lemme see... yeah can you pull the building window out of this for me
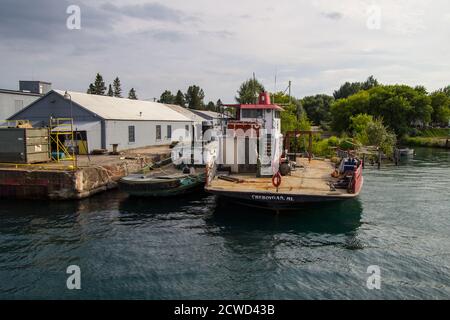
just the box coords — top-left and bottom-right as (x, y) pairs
(167, 125), (172, 140)
(242, 109), (263, 118)
(128, 126), (135, 143)
(185, 125), (190, 138)
(156, 125), (161, 140)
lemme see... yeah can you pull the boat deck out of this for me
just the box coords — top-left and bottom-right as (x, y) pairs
(207, 158), (355, 198)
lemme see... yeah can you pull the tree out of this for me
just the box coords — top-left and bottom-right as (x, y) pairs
(350, 114), (374, 145)
(333, 76), (379, 100)
(185, 85), (205, 110)
(107, 84), (114, 97)
(113, 77), (122, 98)
(174, 90), (186, 107)
(216, 99), (223, 112)
(89, 73), (106, 95)
(159, 90), (175, 104)
(206, 101), (216, 111)
(301, 94), (334, 126)
(236, 79), (265, 104)
(333, 82), (362, 100)
(87, 83), (95, 94)
(430, 91), (450, 126)
(128, 88), (137, 100)
(272, 92), (311, 133)
(330, 84), (433, 136)
(365, 119), (397, 156)
(442, 85), (450, 97)
(361, 76), (379, 90)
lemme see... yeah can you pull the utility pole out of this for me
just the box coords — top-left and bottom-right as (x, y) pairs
(288, 81), (292, 104)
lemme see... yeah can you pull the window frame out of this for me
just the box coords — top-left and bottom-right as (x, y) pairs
(156, 125), (162, 141)
(128, 125), (136, 143)
(167, 125), (172, 140)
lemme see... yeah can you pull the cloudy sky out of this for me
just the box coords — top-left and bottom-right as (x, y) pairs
(0, 0), (449, 102)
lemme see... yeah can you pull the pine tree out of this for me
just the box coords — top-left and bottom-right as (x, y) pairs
(107, 84), (114, 97)
(206, 101), (216, 111)
(236, 79), (265, 104)
(216, 99), (223, 112)
(185, 85), (205, 110)
(93, 73), (106, 95)
(128, 88), (138, 100)
(113, 77), (122, 98)
(159, 90), (175, 104)
(174, 90), (186, 107)
(87, 83), (95, 94)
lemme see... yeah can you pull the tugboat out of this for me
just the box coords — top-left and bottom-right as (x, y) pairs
(205, 92), (364, 210)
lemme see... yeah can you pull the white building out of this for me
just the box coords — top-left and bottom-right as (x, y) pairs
(0, 81), (51, 120)
(9, 90), (194, 153)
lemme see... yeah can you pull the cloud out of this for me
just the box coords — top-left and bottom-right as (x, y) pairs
(100, 2), (194, 23)
(0, 0), (449, 103)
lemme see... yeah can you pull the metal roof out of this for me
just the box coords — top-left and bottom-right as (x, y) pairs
(190, 110), (226, 120)
(54, 90), (192, 122)
(0, 88), (42, 97)
(225, 104), (284, 111)
(164, 104), (206, 122)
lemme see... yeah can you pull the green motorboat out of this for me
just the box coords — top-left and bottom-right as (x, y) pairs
(119, 168), (206, 197)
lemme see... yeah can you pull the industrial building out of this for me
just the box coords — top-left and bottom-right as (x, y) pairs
(0, 81), (51, 120)
(8, 90), (195, 153)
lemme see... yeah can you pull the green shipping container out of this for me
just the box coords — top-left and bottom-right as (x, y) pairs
(0, 128), (51, 164)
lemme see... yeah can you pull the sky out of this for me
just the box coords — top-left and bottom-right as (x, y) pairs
(0, 0), (449, 102)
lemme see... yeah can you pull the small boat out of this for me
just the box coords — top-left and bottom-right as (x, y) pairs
(119, 166), (205, 197)
(398, 148), (414, 157)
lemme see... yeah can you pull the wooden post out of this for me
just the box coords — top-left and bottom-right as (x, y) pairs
(308, 132), (313, 163)
(378, 150), (382, 170)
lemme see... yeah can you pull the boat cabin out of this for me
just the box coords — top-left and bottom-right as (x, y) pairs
(219, 92), (284, 177)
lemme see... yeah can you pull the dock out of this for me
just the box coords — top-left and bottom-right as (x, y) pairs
(0, 146), (171, 200)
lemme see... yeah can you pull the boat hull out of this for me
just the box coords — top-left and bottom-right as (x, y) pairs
(119, 173), (205, 198)
(206, 177), (364, 211)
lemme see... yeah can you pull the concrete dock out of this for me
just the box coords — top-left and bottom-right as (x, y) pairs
(0, 146), (171, 200)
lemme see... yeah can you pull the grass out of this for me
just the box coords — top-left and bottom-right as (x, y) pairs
(403, 136), (449, 148)
(416, 128), (450, 138)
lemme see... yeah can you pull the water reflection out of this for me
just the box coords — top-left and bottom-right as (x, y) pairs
(207, 198), (363, 235)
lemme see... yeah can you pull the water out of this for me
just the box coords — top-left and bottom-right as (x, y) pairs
(1, 148), (449, 300)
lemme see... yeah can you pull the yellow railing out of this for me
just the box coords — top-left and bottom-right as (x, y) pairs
(49, 117), (77, 169)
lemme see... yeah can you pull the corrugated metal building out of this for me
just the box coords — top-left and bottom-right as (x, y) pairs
(8, 90), (194, 153)
(0, 81), (51, 120)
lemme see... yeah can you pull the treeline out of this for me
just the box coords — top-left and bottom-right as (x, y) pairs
(282, 76), (449, 138)
(87, 73), (138, 100)
(157, 86), (222, 112)
(238, 76), (449, 155)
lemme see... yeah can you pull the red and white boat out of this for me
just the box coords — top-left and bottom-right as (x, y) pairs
(205, 92), (364, 211)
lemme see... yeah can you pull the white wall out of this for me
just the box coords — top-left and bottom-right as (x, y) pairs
(85, 122), (102, 152)
(105, 120), (193, 151)
(0, 92), (40, 120)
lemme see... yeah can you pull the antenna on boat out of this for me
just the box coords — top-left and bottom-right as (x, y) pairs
(253, 72), (257, 104)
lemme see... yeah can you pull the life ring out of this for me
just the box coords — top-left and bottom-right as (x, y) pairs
(272, 172), (282, 188)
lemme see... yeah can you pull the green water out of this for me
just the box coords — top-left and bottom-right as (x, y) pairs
(0, 148), (449, 299)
